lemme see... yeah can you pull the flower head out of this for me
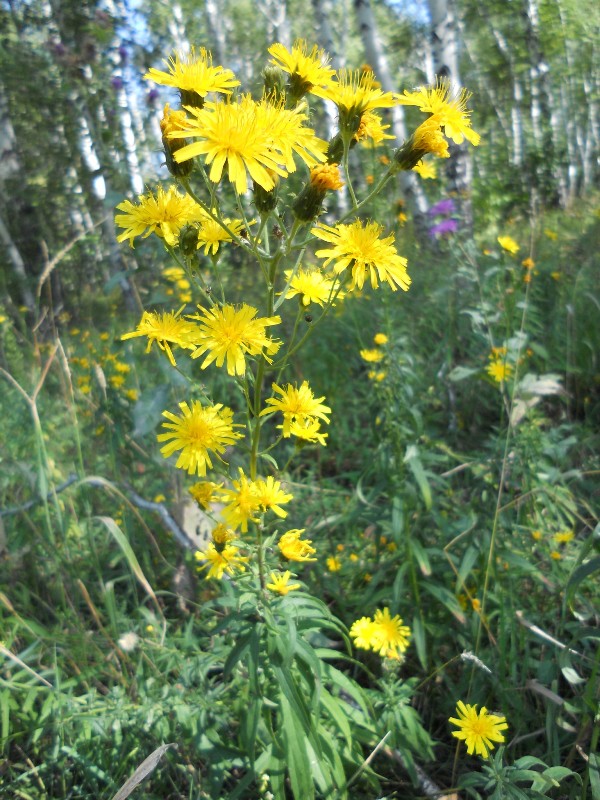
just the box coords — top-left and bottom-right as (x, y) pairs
(189, 480), (223, 509)
(170, 95), (326, 194)
(121, 309), (199, 366)
(360, 348), (384, 363)
(252, 476), (293, 518)
(350, 607), (411, 660)
(309, 163), (344, 191)
(196, 210), (247, 255)
(413, 159), (437, 179)
(371, 608), (411, 659)
(219, 468), (261, 533)
(498, 235), (520, 254)
(145, 48), (239, 105)
(195, 542), (248, 579)
(278, 529), (317, 562)
(268, 40), (335, 95)
(349, 616), (379, 650)
(373, 333), (388, 345)
(189, 304), (281, 376)
(115, 186), (202, 247)
(398, 78), (480, 146)
(266, 570), (301, 595)
(487, 360), (513, 383)
(157, 400), (243, 476)
(280, 267), (340, 307)
(326, 555), (342, 572)
(355, 110), (395, 146)
(284, 417), (328, 446)
(449, 701), (508, 758)
(260, 381), (331, 437)
(312, 219), (411, 292)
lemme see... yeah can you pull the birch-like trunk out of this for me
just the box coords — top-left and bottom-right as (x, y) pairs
(352, 0), (429, 221)
(427, 0), (473, 231)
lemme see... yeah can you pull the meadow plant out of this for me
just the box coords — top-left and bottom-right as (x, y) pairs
(113, 41), (482, 797)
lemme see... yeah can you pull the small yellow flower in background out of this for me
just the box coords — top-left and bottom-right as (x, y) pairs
(312, 219), (411, 292)
(268, 40), (335, 94)
(360, 348), (384, 363)
(115, 185), (202, 247)
(99, 332), (110, 341)
(522, 257), (535, 270)
(195, 543), (248, 579)
(531, 529), (543, 541)
(278, 529), (317, 562)
(121, 309), (198, 366)
(487, 360), (513, 383)
(153, 494), (166, 503)
(497, 235), (520, 254)
(365, 174), (375, 185)
(368, 370), (386, 382)
(196, 210), (248, 255)
(397, 78), (480, 146)
(374, 333), (388, 345)
(146, 624), (155, 633)
(281, 266), (340, 308)
(350, 607), (411, 660)
(355, 110), (394, 146)
(266, 570), (301, 595)
(336, 543), (345, 552)
(145, 47), (240, 100)
(349, 553), (359, 562)
(252, 476), (293, 518)
(70, 328), (81, 336)
(326, 555), (342, 572)
(553, 530), (574, 544)
(189, 480), (223, 509)
(550, 550), (562, 560)
(261, 381), (331, 438)
(490, 346), (507, 359)
(544, 228), (558, 241)
(449, 701), (508, 758)
(551, 271), (561, 281)
(413, 159), (437, 179)
(189, 304), (281, 376)
(219, 468), (261, 533)
(158, 400), (244, 476)
(114, 361), (131, 374)
(124, 388), (139, 402)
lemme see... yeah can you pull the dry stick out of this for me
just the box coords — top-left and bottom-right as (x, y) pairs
(0, 472), (196, 551)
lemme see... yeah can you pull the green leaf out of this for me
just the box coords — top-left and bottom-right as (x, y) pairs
(589, 752), (600, 800)
(280, 695), (315, 800)
(404, 445), (432, 509)
(411, 614), (428, 670)
(93, 515), (158, 605)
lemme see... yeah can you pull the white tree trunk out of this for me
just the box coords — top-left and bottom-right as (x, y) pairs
(353, 0), (429, 217)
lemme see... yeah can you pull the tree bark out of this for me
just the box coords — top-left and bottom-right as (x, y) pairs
(353, 0), (429, 222)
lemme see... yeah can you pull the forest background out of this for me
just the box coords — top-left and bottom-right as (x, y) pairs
(0, 0), (599, 798)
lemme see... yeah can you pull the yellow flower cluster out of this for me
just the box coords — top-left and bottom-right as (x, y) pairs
(349, 607), (411, 660)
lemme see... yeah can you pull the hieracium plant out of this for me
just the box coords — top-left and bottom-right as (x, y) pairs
(115, 41), (480, 799)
